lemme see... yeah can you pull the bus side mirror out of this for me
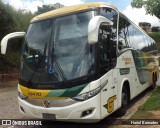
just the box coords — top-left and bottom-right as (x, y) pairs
(88, 16), (113, 44)
(1, 32), (25, 54)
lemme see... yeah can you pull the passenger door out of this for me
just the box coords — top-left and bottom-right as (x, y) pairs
(98, 25), (117, 118)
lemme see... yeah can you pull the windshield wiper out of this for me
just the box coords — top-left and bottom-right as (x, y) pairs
(50, 53), (70, 87)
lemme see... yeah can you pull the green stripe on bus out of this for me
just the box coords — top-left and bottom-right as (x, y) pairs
(46, 83), (88, 97)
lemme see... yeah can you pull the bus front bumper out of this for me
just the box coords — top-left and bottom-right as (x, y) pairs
(18, 94), (101, 123)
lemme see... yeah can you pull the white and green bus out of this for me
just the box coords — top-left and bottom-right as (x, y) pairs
(1, 2), (159, 122)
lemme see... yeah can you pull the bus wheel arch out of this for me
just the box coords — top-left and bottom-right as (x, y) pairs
(116, 80), (130, 117)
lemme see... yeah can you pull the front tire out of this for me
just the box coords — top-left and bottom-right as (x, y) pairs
(116, 87), (128, 117)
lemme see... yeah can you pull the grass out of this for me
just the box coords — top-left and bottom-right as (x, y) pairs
(131, 87), (160, 119)
(138, 88), (160, 111)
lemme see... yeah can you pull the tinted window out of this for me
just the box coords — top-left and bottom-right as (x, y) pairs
(118, 14), (131, 50)
(99, 7), (118, 59)
(98, 8), (118, 76)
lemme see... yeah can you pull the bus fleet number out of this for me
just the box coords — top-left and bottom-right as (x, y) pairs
(28, 92), (41, 97)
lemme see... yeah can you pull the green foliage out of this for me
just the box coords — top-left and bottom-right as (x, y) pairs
(0, 52), (20, 73)
(131, 0), (160, 19)
(0, 0), (34, 39)
(152, 27), (160, 32)
(138, 89), (160, 110)
(0, 1), (15, 40)
(0, 38), (23, 73)
(35, 5), (55, 15)
(148, 32), (160, 51)
(148, 32), (160, 43)
(0, 0), (34, 73)
(14, 10), (34, 31)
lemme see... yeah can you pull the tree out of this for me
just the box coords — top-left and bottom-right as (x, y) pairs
(152, 26), (160, 32)
(0, 0), (16, 40)
(0, 0), (34, 73)
(131, 0), (160, 21)
(14, 10), (34, 31)
(35, 5), (55, 15)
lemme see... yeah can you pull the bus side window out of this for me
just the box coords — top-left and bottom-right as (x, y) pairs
(99, 7), (118, 69)
(118, 14), (131, 50)
(99, 26), (110, 61)
(98, 26), (110, 75)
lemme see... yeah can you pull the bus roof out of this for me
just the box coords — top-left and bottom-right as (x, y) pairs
(31, 2), (118, 22)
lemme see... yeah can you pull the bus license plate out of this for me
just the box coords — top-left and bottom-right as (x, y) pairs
(42, 113), (56, 120)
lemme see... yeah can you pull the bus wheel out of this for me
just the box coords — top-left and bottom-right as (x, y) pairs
(150, 74), (156, 90)
(116, 87), (128, 117)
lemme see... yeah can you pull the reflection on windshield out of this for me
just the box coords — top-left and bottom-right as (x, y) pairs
(53, 12), (95, 80)
(27, 20), (52, 51)
(21, 19), (63, 83)
(20, 11), (95, 84)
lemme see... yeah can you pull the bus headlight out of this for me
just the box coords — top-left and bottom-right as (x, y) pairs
(18, 92), (28, 99)
(72, 86), (101, 101)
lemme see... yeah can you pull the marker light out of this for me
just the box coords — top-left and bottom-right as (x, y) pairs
(18, 92), (28, 99)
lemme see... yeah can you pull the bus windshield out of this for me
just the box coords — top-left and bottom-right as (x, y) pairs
(20, 11), (96, 86)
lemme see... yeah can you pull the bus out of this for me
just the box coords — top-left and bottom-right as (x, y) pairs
(1, 2), (159, 122)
